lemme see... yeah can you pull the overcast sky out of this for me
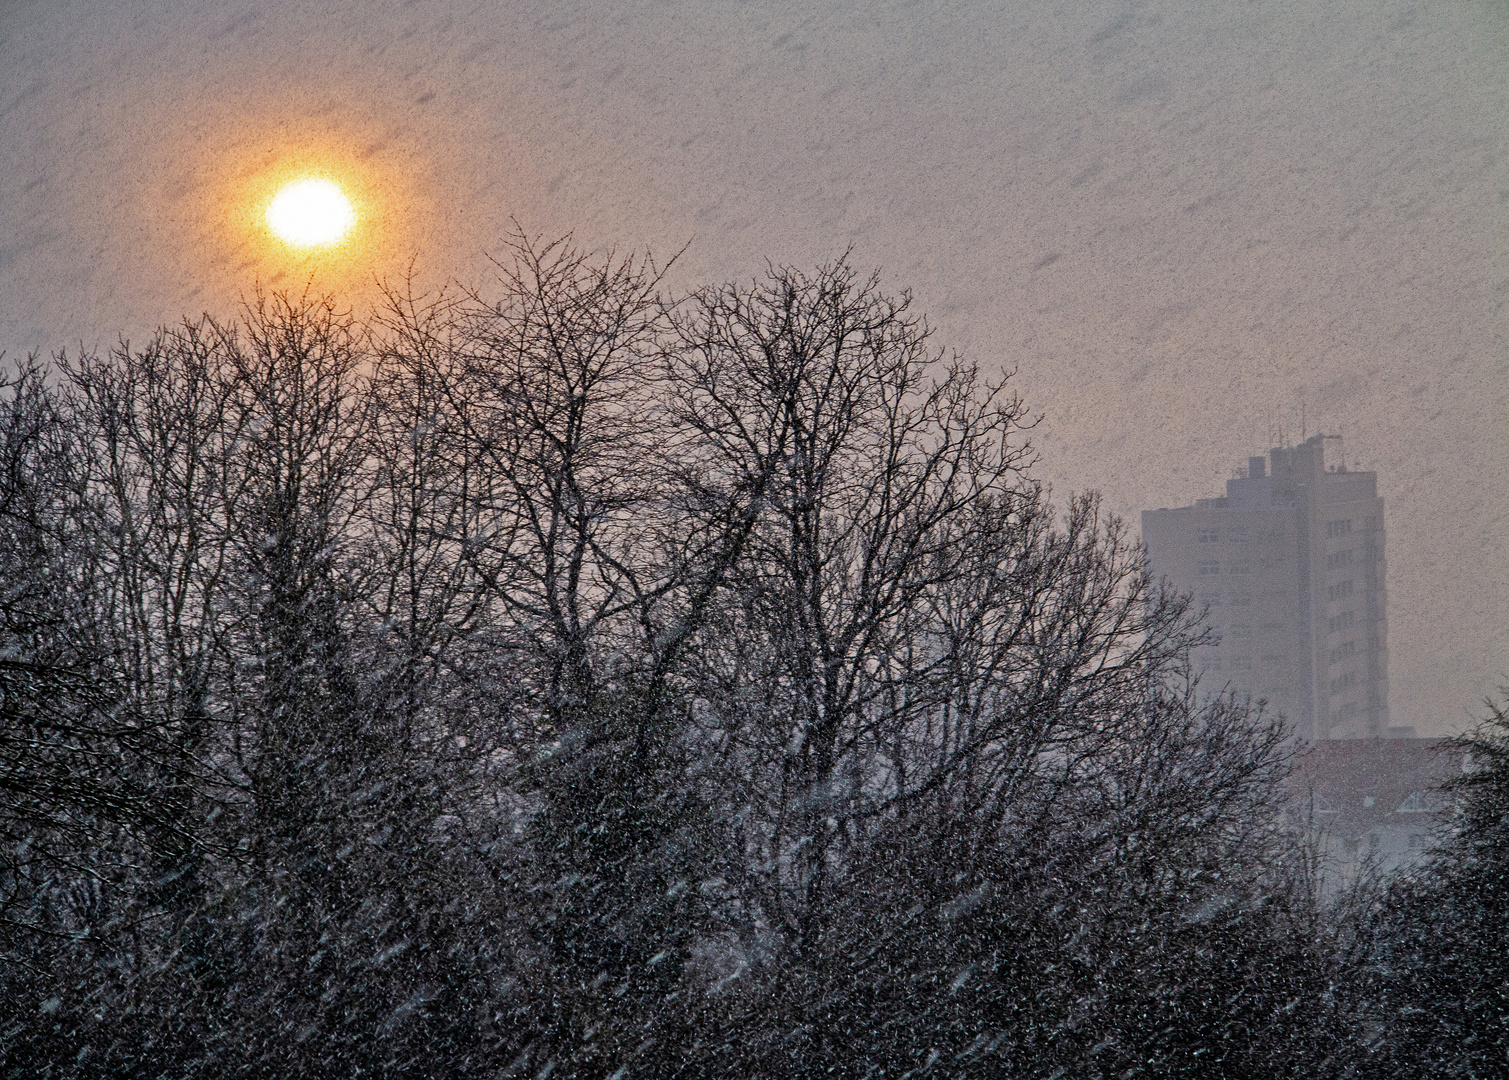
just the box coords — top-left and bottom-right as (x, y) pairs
(2, 0), (1505, 732)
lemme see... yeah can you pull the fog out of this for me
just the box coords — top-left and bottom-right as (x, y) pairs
(2, 0), (1505, 731)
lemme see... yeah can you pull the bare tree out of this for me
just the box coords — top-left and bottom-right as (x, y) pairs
(1357, 695), (1509, 1080)
(0, 244), (1364, 1080)
(663, 260), (1034, 968)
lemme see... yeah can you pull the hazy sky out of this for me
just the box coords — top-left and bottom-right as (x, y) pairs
(2, 0), (1505, 732)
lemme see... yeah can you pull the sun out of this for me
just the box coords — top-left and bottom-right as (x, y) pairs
(266, 178), (356, 248)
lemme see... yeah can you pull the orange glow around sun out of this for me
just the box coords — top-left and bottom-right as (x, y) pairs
(185, 109), (458, 301)
(266, 178), (356, 248)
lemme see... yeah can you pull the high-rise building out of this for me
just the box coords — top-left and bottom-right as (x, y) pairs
(1142, 435), (1390, 740)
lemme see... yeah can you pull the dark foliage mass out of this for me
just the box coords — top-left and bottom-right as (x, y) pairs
(0, 236), (1499, 1078)
(1355, 701), (1509, 1079)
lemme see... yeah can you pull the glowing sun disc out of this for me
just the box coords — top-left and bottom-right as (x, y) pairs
(266, 179), (355, 247)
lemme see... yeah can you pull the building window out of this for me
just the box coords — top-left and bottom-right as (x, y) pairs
(1327, 580), (1353, 601)
(1198, 529), (1220, 543)
(1328, 670), (1359, 694)
(1328, 610), (1355, 632)
(1325, 549), (1353, 569)
(1329, 640), (1356, 663)
(1198, 560), (1220, 576)
(1227, 528), (1250, 543)
(1326, 519), (1352, 539)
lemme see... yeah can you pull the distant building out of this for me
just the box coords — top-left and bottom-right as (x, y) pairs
(1289, 738), (1463, 878)
(1142, 435), (1391, 740)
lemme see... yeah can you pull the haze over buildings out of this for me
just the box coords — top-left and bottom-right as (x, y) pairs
(1145, 435), (1394, 741)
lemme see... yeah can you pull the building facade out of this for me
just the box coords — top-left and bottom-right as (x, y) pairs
(1289, 738), (1461, 881)
(1142, 435), (1391, 740)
